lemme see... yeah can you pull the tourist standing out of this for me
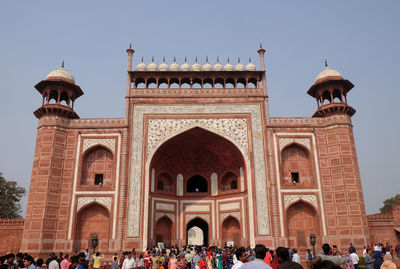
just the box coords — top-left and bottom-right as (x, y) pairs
(122, 252), (135, 269)
(317, 244), (346, 266)
(364, 250), (374, 269)
(241, 244), (273, 269)
(350, 250), (359, 269)
(232, 248), (248, 269)
(92, 253), (104, 269)
(291, 249), (300, 264)
(380, 254), (396, 269)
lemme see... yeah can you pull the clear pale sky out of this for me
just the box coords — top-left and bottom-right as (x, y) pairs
(0, 1), (399, 215)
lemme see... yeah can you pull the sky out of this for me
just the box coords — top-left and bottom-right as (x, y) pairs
(0, 1), (399, 215)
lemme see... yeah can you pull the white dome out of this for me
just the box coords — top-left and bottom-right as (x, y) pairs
(169, 57), (179, 71)
(245, 58), (256, 71)
(192, 57), (201, 71)
(136, 57), (146, 71)
(315, 67), (342, 82)
(147, 57), (158, 71)
(159, 57), (169, 71)
(235, 57), (244, 71)
(213, 58), (223, 71)
(181, 57), (191, 71)
(203, 57), (212, 71)
(46, 68), (75, 84)
(224, 58), (234, 71)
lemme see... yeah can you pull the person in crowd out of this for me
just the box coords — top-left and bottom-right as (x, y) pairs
(232, 247), (248, 269)
(373, 252), (383, 269)
(364, 249), (374, 269)
(77, 253), (88, 269)
(312, 260), (341, 269)
(349, 250), (359, 269)
(242, 244), (272, 269)
(49, 253), (60, 269)
(111, 256), (118, 269)
(169, 254), (178, 269)
(271, 250), (280, 269)
(23, 256), (36, 269)
(192, 251), (201, 269)
(317, 243), (346, 266)
(5, 254), (17, 269)
(199, 255), (207, 269)
(349, 244), (356, 254)
(60, 255), (70, 269)
(137, 254), (145, 269)
(16, 253), (24, 269)
(276, 247), (303, 269)
(122, 252), (135, 269)
(84, 250), (90, 263)
(380, 254), (396, 269)
(69, 256), (79, 269)
(291, 249), (300, 264)
(150, 252), (159, 269)
(264, 249), (272, 266)
(345, 252), (354, 269)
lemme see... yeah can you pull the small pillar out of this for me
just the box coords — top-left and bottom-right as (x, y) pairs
(126, 43), (135, 71)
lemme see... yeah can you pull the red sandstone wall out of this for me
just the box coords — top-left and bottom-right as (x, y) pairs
(0, 219), (24, 254)
(315, 122), (369, 251)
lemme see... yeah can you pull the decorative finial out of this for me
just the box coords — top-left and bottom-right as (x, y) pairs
(260, 43), (263, 49)
(141, 56), (144, 62)
(227, 57), (230, 63)
(152, 56), (154, 62)
(324, 59), (328, 67)
(129, 43), (132, 49)
(185, 56), (187, 62)
(217, 56), (220, 62)
(238, 57), (240, 63)
(249, 57), (252, 63)
(206, 56), (208, 62)
(163, 56), (166, 62)
(195, 56), (198, 62)
(174, 56), (176, 62)
(61, 60), (64, 68)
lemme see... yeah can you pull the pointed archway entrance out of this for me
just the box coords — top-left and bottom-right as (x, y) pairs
(186, 218), (208, 246)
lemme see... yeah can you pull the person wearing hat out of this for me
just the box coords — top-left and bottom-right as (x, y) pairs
(380, 254), (396, 269)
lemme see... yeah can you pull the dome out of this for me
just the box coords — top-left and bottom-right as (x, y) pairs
(315, 67), (343, 83)
(46, 67), (75, 84)
(234, 57), (244, 71)
(181, 57), (191, 71)
(213, 57), (223, 71)
(169, 57), (179, 71)
(192, 57), (201, 71)
(245, 58), (256, 71)
(136, 57), (146, 71)
(147, 57), (158, 71)
(159, 57), (169, 71)
(224, 58), (234, 71)
(203, 57), (212, 71)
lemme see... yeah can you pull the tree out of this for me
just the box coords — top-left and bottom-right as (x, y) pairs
(0, 172), (26, 218)
(379, 194), (400, 213)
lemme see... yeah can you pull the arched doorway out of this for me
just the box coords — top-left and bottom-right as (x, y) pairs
(155, 216), (173, 247)
(287, 201), (320, 250)
(222, 216), (241, 247)
(186, 174), (208, 193)
(186, 218), (208, 246)
(75, 203), (110, 251)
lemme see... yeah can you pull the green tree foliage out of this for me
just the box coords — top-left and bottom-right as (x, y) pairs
(379, 194), (400, 213)
(0, 172), (26, 218)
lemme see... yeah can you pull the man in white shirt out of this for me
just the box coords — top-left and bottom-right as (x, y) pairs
(232, 247), (248, 269)
(122, 252), (135, 269)
(350, 251), (359, 269)
(292, 249), (300, 264)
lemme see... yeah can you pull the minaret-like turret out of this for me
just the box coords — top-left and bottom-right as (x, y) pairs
(33, 62), (83, 119)
(308, 62), (355, 117)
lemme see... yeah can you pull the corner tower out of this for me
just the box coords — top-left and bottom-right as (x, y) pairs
(307, 64), (355, 118)
(21, 65), (84, 255)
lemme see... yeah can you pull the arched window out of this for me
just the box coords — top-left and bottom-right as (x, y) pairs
(81, 146), (114, 186)
(281, 144), (314, 187)
(221, 171), (239, 191)
(186, 175), (208, 193)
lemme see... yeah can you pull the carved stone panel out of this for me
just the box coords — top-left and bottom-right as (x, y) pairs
(77, 196), (112, 212)
(284, 194), (318, 209)
(82, 138), (116, 153)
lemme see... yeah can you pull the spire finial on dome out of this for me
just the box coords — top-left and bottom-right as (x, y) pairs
(185, 56), (187, 62)
(174, 56), (176, 62)
(260, 43), (263, 49)
(195, 56), (198, 62)
(217, 56), (220, 62)
(152, 56), (154, 62)
(227, 57), (230, 63)
(238, 57), (240, 63)
(61, 60), (64, 68)
(129, 43), (132, 49)
(206, 56), (208, 62)
(325, 59), (328, 67)
(249, 57), (252, 63)
(163, 56), (166, 62)
(141, 56), (144, 62)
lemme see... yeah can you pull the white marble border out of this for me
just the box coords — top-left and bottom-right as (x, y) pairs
(128, 104), (270, 249)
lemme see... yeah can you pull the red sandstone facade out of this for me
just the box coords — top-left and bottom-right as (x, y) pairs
(18, 46), (372, 256)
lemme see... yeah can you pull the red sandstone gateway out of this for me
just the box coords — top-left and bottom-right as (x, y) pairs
(16, 45), (371, 255)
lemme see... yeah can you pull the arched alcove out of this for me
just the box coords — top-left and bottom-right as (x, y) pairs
(186, 217), (208, 246)
(286, 201), (320, 250)
(186, 174), (208, 193)
(221, 216), (241, 247)
(81, 146), (114, 186)
(156, 172), (174, 193)
(281, 144), (314, 187)
(221, 171), (239, 191)
(155, 216), (173, 246)
(75, 203), (110, 251)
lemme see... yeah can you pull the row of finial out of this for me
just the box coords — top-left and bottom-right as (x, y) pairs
(136, 56), (257, 71)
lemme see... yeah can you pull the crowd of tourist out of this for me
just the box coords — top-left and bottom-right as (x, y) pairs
(1, 242), (399, 269)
